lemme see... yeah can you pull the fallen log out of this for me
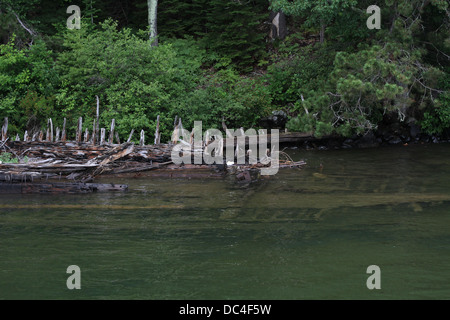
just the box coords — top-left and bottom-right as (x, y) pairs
(0, 181), (128, 194)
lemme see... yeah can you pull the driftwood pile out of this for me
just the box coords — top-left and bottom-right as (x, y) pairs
(0, 114), (306, 193)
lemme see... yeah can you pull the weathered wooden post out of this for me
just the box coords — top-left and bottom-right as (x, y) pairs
(84, 128), (89, 143)
(1, 117), (8, 141)
(95, 95), (100, 144)
(127, 129), (134, 143)
(38, 130), (44, 142)
(140, 130), (145, 146)
(76, 117), (83, 143)
(50, 118), (53, 142)
(108, 119), (115, 144)
(61, 118), (67, 142)
(24, 130), (28, 142)
(115, 131), (121, 145)
(92, 119), (96, 145)
(190, 128), (194, 145)
(172, 117), (179, 144)
(100, 128), (106, 145)
(154, 115), (160, 144)
(15, 134), (20, 141)
(173, 115), (178, 131)
(55, 128), (60, 142)
(46, 118), (53, 142)
(178, 118), (183, 135)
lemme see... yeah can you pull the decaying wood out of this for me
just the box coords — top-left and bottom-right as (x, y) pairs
(61, 118), (67, 142)
(0, 113), (307, 188)
(92, 119), (97, 145)
(95, 95), (100, 143)
(0, 181), (128, 194)
(140, 130), (145, 146)
(76, 117), (82, 143)
(84, 128), (89, 143)
(127, 129), (134, 143)
(100, 128), (106, 145)
(108, 119), (115, 144)
(48, 118), (54, 142)
(89, 142), (134, 166)
(1, 117), (8, 142)
(154, 115), (160, 145)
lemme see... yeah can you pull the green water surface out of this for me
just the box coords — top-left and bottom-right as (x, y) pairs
(1, 144), (450, 299)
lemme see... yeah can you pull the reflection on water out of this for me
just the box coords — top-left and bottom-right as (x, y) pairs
(1, 144), (450, 299)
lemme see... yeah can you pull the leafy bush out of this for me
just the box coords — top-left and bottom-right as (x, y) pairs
(54, 20), (272, 142)
(420, 74), (450, 135)
(0, 36), (58, 136)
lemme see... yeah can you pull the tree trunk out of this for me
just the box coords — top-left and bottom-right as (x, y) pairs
(320, 20), (325, 44)
(148, 0), (158, 46)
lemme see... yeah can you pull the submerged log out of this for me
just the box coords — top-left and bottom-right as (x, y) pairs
(0, 181), (128, 194)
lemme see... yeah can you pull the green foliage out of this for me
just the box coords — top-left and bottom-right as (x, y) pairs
(421, 96), (450, 135)
(172, 69), (272, 132)
(0, 0), (449, 143)
(420, 74), (450, 135)
(279, 0), (449, 137)
(0, 152), (27, 163)
(265, 43), (335, 109)
(270, 0), (358, 43)
(0, 152), (18, 163)
(158, 0), (269, 73)
(53, 20), (271, 142)
(0, 35), (58, 135)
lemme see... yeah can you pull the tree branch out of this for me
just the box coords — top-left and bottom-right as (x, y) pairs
(12, 11), (36, 37)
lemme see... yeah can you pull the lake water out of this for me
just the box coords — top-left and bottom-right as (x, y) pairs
(1, 143), (450, 299)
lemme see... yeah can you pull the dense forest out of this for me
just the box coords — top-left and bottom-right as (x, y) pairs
(0, 0), (449, 143)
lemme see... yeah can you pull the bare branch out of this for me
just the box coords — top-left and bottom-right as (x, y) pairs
(12, 12), (36, 37)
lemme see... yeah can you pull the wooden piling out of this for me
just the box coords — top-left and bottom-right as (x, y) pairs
(115, 131), (121, 145)
(140, 130), (145, 146)
(95, 95), (100, 144)
(76, 117), (83, 143)
(84, 128), (89, 143)
(154, 115), (160, 145)
(46, 118), (53, 142)
(92, 119), (96, 145)
(61, 118), (67, 142)
(108, 119), (115, 144)
(100, 128), (106, 145)
(1, 117), (8, 141)
(127, 129), (134, 143)
(55, 128), (60, 142)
